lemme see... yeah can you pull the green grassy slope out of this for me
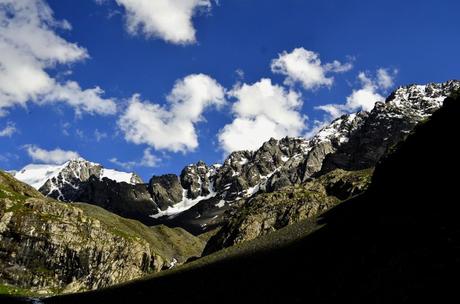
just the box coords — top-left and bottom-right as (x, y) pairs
(74, 203), (205, 262)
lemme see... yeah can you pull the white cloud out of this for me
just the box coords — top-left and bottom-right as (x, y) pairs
(94, 129), (108, 142)
(25, 145), (80, 164)
(75, 129), (85, 139)
(271, 48), (352, 90)
(218, 78), (306, 154)
(112, 0), (213, 44)
(235, 69), (245, 80)
(118, 74), (225, 153)
(377, 68), (397, 89)
(140, 147), (159, 167)
(110, 147), (160, 169)
(344, 72), (385, 112)
(61, 122), (71, 136)
(0, 121), (17, 137)
(0, 0), (116, 117)
(316, 69), (397, 119)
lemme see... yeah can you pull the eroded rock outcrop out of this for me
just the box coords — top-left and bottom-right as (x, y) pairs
(0, 171), (205, 295)
(204, 169), (373, 253)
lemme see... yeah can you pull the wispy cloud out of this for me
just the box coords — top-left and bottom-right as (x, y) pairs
(0, 121), (17, 137)
(110, 148), (160, 169)
(94, 129), (108, 142)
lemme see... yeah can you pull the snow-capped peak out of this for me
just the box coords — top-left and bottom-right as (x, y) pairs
(309, 112), (365, 147)
(12, 158), (143, 191)
(385, 80), (460, 117)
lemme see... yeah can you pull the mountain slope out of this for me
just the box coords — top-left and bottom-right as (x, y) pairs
(157, 80), (460, 233)
(204, 168), (373, 253)
(10, 81), (459, 234)
(0, 171), (206, 296)
(36, 88), (460, 303)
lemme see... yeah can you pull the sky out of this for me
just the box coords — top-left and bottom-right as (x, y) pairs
(0, 0), (459, 181)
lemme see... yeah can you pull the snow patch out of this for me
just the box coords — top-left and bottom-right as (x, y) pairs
(101, 168), (137, 184)
(151, 182), (217, 219)
(238, 158), (248, 165)
(12, 163), (67, 189)
(216, 200), (225, 208)
(281, 155), (289, 162)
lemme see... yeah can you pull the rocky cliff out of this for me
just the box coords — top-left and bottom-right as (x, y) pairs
(0, 171), (206, 295)
(204, 168), (373, 253)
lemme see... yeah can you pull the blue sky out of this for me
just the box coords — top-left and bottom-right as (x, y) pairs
(0, 0), (459, 181)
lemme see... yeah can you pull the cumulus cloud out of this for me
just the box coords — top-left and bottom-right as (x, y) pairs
(0, 0), (116, 117)
(25, 145), (80, 164)
(271, 48), (353, 90)
(218, 78), (306, 154)
(118, 74), (225, 153)
(0, 121), (17, 137)
(316, 69), (397, 118)
(110, 148), (160, 169)
(110, 0), (213, 44)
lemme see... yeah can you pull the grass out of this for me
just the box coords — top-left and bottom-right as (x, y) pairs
(0, 284), (39, 297)
(74, 203), (206, 261)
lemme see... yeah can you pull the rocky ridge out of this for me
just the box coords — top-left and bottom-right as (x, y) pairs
(11, 81), (460, 233)
(204, 168), (373, 254)
(156, 80), (460, 232)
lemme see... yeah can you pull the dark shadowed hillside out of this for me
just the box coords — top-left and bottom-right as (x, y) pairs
(2, 90), (452, 303)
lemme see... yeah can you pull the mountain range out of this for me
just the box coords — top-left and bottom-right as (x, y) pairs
(11, 80), (460, 233)
(38, 86), (460, 303)
(1, 80), (459, 301)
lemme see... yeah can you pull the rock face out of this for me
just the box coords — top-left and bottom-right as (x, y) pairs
(158, 80), (460, 232)
(71, 177), (158, 225)
(204, 169), (373, 253)
(11, 81), (460, 234)
(180, 161), (216, 199)
(149, 174), (184, 210)
(320, 81), (460, 173)
(0, 171), (206, 295)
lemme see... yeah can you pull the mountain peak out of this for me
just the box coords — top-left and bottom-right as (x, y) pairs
(12, 159), (143, 199)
